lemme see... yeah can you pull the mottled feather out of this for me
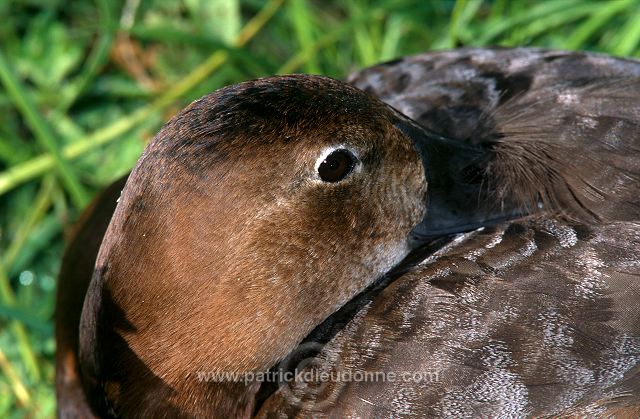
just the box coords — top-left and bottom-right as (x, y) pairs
(257, 48), (640, 417)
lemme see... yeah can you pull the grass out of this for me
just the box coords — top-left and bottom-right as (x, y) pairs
(1, 0), (639, 416)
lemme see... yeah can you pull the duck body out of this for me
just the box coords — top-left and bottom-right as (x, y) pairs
(56, 48), (640, 418)
(258, 48), (640, 417)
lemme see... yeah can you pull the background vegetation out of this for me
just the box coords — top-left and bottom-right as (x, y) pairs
(1, 0), (639, 416)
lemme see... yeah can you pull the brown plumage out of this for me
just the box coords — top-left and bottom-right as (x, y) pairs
(56, 48), (640, 417)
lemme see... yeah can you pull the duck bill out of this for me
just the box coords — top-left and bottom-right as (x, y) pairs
(394, 118), (524, 249)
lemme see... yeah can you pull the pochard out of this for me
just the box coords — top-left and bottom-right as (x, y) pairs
(56, 48), (640, 418)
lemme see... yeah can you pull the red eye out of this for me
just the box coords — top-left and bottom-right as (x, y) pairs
(318, 149), (357, 182)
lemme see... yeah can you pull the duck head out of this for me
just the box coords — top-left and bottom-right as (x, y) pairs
(78, 75), (519, 417)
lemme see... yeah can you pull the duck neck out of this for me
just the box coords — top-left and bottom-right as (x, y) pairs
(80, 278), (268, 417)
(79, 174), (410, 416)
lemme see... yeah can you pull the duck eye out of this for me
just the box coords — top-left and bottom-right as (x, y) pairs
(317, 149), (357, 183)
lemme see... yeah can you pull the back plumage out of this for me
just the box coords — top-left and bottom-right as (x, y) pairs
(257, 48), (640, 417)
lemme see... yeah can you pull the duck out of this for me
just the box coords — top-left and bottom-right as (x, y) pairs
(55, 47), (640, 418)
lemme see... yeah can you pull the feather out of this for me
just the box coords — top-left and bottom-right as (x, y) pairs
(257, 48), (640, 417)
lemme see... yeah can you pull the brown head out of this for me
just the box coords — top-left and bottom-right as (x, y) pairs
(78, 75), (521, 417)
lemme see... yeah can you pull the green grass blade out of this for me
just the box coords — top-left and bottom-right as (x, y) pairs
(2, 176), (55, 277)
(0, 49), (89, 208)
(0, 177), (53, 382)
(57, 0), (115, 113)
(288, 0), (320, 73)
(509, 2), (611, 46)
(0, 0), (284, 197)
(0, 347), (30, 408)
(0, 304), (52, 334)
(477, 0), (581, 45)
(564, 0), (634, 50)
(610, 6), (640, 56)
(446, 0), (482, 48)
(350, 1), (379, 66)
(380, 14), (404, 61)
(488, 0), (508, 20)
(0, 265), (41, 382)
(278, 7), (384, 74)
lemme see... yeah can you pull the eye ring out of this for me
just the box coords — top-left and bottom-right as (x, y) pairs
(317, 148), (358, 183)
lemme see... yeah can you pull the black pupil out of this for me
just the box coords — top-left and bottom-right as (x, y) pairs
(318, 149), (355, 182)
